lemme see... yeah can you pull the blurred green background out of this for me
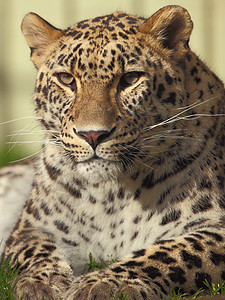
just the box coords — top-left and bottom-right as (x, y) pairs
(1, 0), (225, 167)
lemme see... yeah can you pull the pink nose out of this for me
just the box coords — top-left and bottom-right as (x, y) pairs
(77, 130), (111, 149)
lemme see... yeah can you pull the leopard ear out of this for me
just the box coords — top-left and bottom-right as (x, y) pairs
(21, 13), (63, 68)
(139, 5), (193, 53)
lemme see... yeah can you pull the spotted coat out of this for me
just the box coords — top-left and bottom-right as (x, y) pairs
(2, 5), (225, 300)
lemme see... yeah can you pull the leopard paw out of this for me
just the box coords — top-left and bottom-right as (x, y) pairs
(14, 279), (56, 300)
(14, 271), (74, 299)
(66, 280), (114, 300)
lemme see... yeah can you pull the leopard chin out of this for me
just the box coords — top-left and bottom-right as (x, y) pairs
(75, 158), (123, 182)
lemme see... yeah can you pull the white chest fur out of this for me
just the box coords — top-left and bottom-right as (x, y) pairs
(37, 179), (186, 275)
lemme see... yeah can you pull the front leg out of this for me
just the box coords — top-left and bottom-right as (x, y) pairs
(66, 228), (225, 299)
(4, 228), (74, 300)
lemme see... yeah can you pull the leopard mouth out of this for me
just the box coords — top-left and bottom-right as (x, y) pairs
(81, 154), (120, 165)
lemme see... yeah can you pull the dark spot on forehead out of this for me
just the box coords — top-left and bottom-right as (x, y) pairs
(65, 12), (141, 40)
(117, 22), (125, 29)
(126, 16), (142, 24)
(116, 44), (126, 52)
(118, 32), (129, 40)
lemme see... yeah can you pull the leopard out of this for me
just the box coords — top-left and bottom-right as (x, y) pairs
(1, 4), (225, 300)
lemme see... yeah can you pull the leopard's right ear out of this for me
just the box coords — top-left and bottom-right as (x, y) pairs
(21, 13), (63, 69)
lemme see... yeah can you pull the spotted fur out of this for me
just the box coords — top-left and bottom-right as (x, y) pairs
(2, 5), (225, 299)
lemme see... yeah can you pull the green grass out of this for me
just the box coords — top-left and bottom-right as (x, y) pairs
(204, 280), (225, 296)
(110, 291), (129, 300)
(0, 253), (20, 300)
(84, 252), (117, 273)
(166, 280), (225, 299)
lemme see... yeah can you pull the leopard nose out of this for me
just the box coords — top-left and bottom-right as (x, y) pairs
(76, 129), (114, 150)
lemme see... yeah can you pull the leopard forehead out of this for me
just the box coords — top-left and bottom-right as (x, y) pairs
(66, 12), (143, 36)
(46, 13), (150, 79)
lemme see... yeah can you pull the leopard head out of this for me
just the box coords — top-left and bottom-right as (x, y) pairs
(21, 6), (199, 180)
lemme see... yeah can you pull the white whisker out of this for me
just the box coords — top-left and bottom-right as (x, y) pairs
(144, 96), (223, 132)
(9, 149), (41, 164)
(0, 116), (39, 126)
(6, 141), (44, 144)
(6, 130), (55, 137)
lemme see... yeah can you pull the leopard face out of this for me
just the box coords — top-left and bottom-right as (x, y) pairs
(23, 10), (201, 181)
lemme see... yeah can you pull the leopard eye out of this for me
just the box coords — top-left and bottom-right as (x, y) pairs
(56, 72), (76, 90)
(118, 72), (145, 91)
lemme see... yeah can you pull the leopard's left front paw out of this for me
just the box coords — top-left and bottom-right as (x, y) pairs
(66, 280), (113, 300)
(65, 271), (154, 300)
(64, 271), (115, 300)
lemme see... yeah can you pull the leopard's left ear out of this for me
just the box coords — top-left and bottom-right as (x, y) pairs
(21, 13), (64, 69)
(139, 5), (193, 53)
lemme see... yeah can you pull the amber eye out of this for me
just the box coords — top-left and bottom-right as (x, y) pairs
(56, 72), (76, 90)
(118, 72), (145, 91)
